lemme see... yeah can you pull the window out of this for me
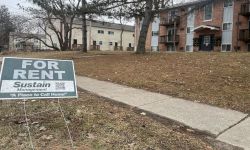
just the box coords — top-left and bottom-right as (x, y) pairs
(224, 0), (233, 7)
(99, 41), (103, 45)
(152, 31), (159, 36)
(169, 10), (178, 18)
(109, 42), (113, 45)
(167, 28), (176, 42)
(186, 45), (193, 52)
(204, 3), (213, 21)
(73, 39), (77, 45)
(167, 45), (175, 51)
(151, 46), (159, 51)
(168, 10), (178, 22)
(186, 27), (194, 34)
(98, 30), (104, 34)
(223, 23), (232, 30)
(108, 31), (114, 35)
(129, 43), (132, 47)
(222, 44), (231, 51)
(204, 36), (211, 44)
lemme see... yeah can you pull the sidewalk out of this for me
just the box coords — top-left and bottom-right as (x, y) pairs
(77, 76), (250, 150)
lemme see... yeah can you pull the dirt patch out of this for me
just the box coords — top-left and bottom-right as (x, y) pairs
(0, 91), (231, 150)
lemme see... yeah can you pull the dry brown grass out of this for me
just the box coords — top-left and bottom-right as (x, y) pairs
(3, 51), (250, 113)
(0, 91), (218, 150)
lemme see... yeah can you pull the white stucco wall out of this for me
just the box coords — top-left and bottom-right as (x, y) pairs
(47, 20), (135, 51)
(151, 18), (160, 49)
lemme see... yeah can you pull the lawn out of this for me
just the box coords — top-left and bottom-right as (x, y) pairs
(3, 51), (249, 113)
(0, 91), (223, 150)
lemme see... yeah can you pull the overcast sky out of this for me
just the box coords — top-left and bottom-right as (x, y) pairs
(1, 0), (190, 14)
(0, 0), (190, 25)
(0, 0), (31, 14)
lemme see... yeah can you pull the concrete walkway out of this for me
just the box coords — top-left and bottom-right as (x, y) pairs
(77, 76), (250, 150)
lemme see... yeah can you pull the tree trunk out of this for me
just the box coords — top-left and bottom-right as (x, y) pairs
(136, 0), (153, 54)
(69, 23), (73, 50)
(82, 0), (88, 53)
(120, 29), (124, 51)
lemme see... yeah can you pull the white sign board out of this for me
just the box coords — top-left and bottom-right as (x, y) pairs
(0, 57), (78, 100)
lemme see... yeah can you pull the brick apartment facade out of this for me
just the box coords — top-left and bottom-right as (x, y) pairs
(144, 0), (250, 52)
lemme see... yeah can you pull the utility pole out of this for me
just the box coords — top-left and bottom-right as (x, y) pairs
(82, 0), (87, 52)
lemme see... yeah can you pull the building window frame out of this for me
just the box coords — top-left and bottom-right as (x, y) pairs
(108, 31), (114, 35)
(186, 27), (194, 34)
(221, 44), (232, 52)
(152, 31), (159, 36)
(128, 43), (132, 47)
(224, 0), (233, 7)
(98, 30), (104, 34)
(222, 23), (232, 31)
(203, 36), (211, 45)
(203, 3), (213, 21)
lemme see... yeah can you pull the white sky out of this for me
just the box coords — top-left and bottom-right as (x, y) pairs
(0, 0), (191, 13)
(0, 0), (191, 25)
(0, 0), (32, 14)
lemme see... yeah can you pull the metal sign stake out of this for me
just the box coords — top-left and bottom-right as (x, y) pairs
(23, 100), (35, 150)
(57, 98), (75, 150)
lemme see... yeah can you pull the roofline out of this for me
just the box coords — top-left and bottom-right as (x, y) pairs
(73, 19), (135, 32)
(160, 0), (212, 11)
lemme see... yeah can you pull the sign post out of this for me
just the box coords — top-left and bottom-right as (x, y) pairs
(0, 57), (78, 149)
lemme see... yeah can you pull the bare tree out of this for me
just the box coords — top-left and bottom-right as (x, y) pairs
(107, 0), (172, 54)
(82, 0), (87, 52)
(0, 5), (15, 49)
(24, 0), (82, 51)
(108, 5), (131, 51)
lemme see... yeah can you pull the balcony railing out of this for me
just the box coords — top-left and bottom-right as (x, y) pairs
(240, 3), (250, 16)
(114, 46), (123, 51)
(239, 29), (250, 42)
(127, 47), (134, 51)
(72, 44), (82, 50)
(159, 35), (179, 43)
(160, 16), (180, 26)
(90, 45), (100, 51)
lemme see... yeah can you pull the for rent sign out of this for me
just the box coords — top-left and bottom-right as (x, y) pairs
(0, 57), (78, 99)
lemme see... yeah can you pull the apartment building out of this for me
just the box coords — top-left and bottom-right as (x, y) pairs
(48, 19), (135, 51)
(155, 0), (250, 52)
(9, 32), (47, 51)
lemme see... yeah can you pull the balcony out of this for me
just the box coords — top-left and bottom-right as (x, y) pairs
(159, 35), (179, 44)
(160, 16), (180, 26)
(90, 45), (100, 51)
(240, 3), (250, 16)
(239, 29), (250, 42)
(127, 47), (134, 51)
(114, 46), (123, 51)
